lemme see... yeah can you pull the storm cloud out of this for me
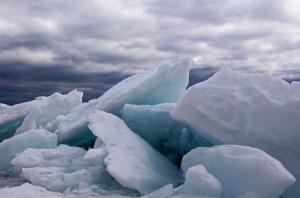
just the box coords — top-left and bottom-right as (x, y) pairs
(0, 0), (299, 104)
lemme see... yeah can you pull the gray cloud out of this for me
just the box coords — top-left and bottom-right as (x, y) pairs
(0, 0), (299, 104)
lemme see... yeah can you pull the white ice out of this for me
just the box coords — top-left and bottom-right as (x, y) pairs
(88, 110), (183, 195)
(181, 145), (295, 198)
(0, 90), (82, 141)
(50, 58), (192, 146)
(0, 129), (57, 171)
(172, 68), (300, 197)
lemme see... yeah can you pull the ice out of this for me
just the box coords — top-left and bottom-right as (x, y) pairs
(171, 68), (300, 197)
(0, 129), (57, 171)
(0, 90), (82, 142)
(123, 103), (212, 155)
(0, 103), (9, 111)
(12, 145), (90, 192)
(0, 183), (62, 198)
(88, 110), (183, 195)
(141, 184), (174, 198)
(50, 58), (192, 146)
(177, 164), (222, 197)
(181, 145), (296, 198)
(12, 145), (136, 195)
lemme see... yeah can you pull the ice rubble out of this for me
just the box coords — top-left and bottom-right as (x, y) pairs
(49, 58), (192, 146)
(88, 110), (182, 195)
(122, 103), (212, 161)
(0, 129), (57, 171)
(0, 90), (82, 142)
(12, 145), (134, 195)
(0, 59), (298, 198)
(172, 68), (300, 197)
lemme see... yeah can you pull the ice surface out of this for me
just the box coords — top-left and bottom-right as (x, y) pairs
(172, 68), (300, 197)
(88, 110), (183, 195)
(178, 164), (222, 197)
(122, 103), (212, 160)
(12, 145), (136, 195)
(0, 103), (9, 111)
(51, 58), (192, 146)
(0, 90), (82, 142)
(181, 145), (295, 198)
(0, 129), (57, 171)
(0, 183), (62, 198)
(141, 184), (174, 198)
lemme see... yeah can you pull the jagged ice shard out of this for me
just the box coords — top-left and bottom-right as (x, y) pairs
(50, 58), (192, 147)
(88, 110), (183, 195)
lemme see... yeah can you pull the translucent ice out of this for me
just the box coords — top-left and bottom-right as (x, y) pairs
(122, 103), (212, 160)
(51, 58), (192, 146)
(88, 110), (182, 195)
(0, 90), (82, 141)
(171, 68), (300, 197)
(0, 129), (57, 171)
(181, 145), (295, 198)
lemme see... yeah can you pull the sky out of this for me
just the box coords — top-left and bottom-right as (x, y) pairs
(0, 0), (300, 105)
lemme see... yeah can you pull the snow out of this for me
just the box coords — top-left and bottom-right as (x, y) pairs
(88, 110), (183, 195)
(181, 145), (296, 198)
(122, 103), (212, 159)
(0, 129), (57, 171)
(171, 68), (300, 197)
(50, 58), (192, 147)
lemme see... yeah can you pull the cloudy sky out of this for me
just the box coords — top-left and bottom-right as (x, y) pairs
(0, 0), (300, 104)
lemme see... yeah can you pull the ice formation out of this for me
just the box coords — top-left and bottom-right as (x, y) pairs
(172, 68), (300, 197)
(88, 110), (182, 195)
(0, 90), (82, 141)
(0, 183), (62, 198)
(0, 129), (57, 171)
(122, 103), (212, 161)
(50, 58), (192, 147)
(0, 60), (298, 197)
(181, 145), (296, 198)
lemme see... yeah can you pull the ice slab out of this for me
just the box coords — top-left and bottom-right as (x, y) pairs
(122, 103), (212, 160)
(172, 68), (300, 197)
(88, 110), (183, 195)
(0, 183), (62, 198)
(0, 103), (9, 111)
(181, 145), (296, 198)
(0, 90), (82, 142)
(141, 184), (174, 198)
(0, 129), (57, 171)
(51, 58), (192, 147)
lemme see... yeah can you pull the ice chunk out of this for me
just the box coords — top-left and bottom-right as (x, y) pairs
(12, 145), (134, 194)
(88, 110), (183, 195)
(0, 183), (62, 198)
(51, 58), (192, 146)
(0, 90), (82, 141)
(12, 145), (87, 192)
(0, 129), (57, 171)
(178, 164), (222, 197)
(122, 103), (212, 159)
(171, 68), (300, 197)
(181, 145), (296, 198)
(141, 184), (174, 198)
